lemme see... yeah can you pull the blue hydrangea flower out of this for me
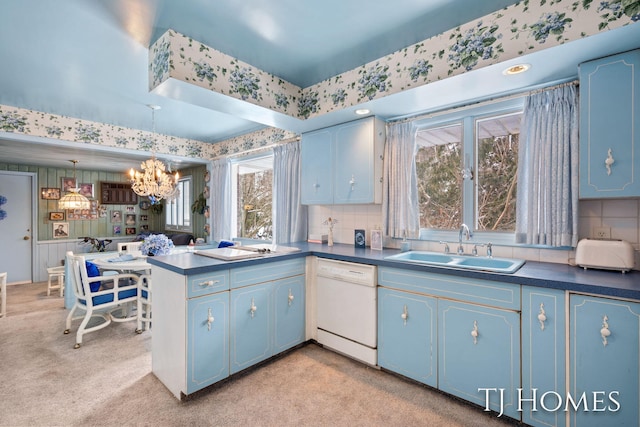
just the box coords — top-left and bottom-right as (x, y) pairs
(140, 234), (175, 256)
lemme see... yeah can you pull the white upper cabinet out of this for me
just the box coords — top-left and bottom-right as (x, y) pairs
(579, 49), (640, 198)
(301, 116), (385, 204)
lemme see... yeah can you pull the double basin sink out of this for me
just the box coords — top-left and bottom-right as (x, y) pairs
(384, 251), (525, 274)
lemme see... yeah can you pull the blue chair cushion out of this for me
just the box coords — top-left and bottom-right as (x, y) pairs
(218, 240), (235, 248)
(85, 261), (101, 292)
(91, 288), (137, 306)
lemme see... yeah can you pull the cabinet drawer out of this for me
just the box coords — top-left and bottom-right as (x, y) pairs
(378, 267), (520, 310)
(230, 258), (305, 289)
(187, 270), (229, 298)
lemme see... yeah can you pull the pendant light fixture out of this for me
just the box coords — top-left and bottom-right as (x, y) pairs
(59, 160), (91, 210)
(129, 105), (179, 204)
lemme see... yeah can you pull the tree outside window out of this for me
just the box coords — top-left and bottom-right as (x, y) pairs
(232, 155), (273, 240)
(416, 108), (521, 235)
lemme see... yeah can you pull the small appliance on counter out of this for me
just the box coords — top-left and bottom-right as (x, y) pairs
(575, 238), (635, 273)
(354, 229), (366, 248)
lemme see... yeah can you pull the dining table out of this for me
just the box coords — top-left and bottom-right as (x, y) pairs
(92, 255), (151, 275)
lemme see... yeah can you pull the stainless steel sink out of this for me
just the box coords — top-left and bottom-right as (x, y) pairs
(384, 251), (525, 274)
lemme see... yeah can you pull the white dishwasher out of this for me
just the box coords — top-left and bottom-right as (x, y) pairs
(316, 258), (377, 366)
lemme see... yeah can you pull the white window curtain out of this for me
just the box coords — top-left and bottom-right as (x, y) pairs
(382, 121), (420, 239)
(273, 141), (307, 244)
(210, 158), (232, 243)
(515, 84), (579, 247)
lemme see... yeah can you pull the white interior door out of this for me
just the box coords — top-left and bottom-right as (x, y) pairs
(0, 171), (34, 284)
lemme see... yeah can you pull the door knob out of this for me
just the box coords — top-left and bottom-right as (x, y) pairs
(23, 236), (30, 240)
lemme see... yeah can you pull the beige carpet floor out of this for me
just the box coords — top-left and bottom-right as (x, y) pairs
(0, 282), (521, 427)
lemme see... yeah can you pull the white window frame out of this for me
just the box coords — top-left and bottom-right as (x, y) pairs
(229, 153), (274, 241)
(415, 97), (523, 246)
(165, 175), (192, 232)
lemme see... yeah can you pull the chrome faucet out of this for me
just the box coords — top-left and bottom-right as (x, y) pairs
(458, 223), (471, 255)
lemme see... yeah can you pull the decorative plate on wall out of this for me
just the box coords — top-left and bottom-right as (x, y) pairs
(203, 185), (210, 198)
(139, 200), (150, 210)
(204, 170), (210, 182)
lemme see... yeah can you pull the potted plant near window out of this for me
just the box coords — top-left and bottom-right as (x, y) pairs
(191, 192), (207, 215)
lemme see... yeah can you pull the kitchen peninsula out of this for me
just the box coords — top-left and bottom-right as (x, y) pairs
(148, 243), (639, 426)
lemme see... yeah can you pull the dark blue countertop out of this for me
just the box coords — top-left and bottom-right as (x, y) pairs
(147, 242), (640, 300)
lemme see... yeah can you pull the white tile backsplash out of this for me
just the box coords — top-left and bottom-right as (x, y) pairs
(307, 198), (639, 270)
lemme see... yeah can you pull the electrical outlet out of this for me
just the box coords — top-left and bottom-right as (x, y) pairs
(593, 226), (611, 240)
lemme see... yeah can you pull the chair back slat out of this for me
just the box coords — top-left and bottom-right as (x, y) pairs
(69, 255), (90, 300)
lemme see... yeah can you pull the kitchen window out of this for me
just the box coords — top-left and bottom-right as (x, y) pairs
(165, 176), (192, 232)
(416, 98), (522, 243)
(230, 154), (273, 240)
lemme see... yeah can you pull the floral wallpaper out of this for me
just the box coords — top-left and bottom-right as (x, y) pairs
(150, 0), (639, 120)
(1, 0), (638, 164)
(0, 105), (296, 161)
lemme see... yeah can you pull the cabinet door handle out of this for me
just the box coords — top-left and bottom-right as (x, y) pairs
(605, 148), (615, 175)
(601, 315), (611, 346)
(538, 303), (547, 331)
(349, 174), (356, 190)
(471, 320), (479, 344)
(199, 280), (219, 288)
(401, 304), (408, 326)
(207, 308), (215, 331)
(312, 182), (319, 192)
(288, 289), (294, 306)
(250, 298), (257, 318)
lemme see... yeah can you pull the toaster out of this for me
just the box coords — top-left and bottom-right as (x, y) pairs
(575, 238), (635, 273)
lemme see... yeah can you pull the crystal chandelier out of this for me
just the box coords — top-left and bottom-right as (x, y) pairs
(59, 160), (91, 210)
(129, 105), (179, 204)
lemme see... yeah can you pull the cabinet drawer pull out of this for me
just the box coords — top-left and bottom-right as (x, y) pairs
(349, 174), (356, 190)
(288, 289), (294, 306)
(207, 308), (215, 331)
(199, 279), (220, 288)
(605, 148), (615, 175)
(471, 320), (479, 344)
(250, 298), (257, 318)
(538, 303), (547, 331)
(401, 305), (408, 326)
(601, 315), (611, 346)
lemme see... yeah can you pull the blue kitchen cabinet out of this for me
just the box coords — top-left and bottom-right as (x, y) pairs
(230, 281), (273, 374)
(300, 128), (333, 204)
(301, 116), (385, 204)
(438, 299), (520, 420)
(187, 292), (229, 394)
(569, 294), (640, 427)
(152, 268), (231, 399)
(230, 258), (306, 374)
(579, 49), (640, 198)
(522, 287), (566, 427)
(378, 266), (521, 420)
(378, 287), (437, 387)
(273, 275), (306, 353)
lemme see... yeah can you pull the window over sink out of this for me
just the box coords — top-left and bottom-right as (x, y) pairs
(415, 98), (523, 244)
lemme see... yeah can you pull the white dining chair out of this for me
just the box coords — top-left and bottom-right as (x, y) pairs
(64, 255), (141, 348)
(117, 241), (143, 257)
(136, 274), (152, 333)
(0, 272), (7, 318)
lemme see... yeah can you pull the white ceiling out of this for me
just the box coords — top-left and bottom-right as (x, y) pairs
(0, 0), (638, 172)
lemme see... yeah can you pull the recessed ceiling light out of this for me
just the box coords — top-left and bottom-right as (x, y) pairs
(355, 109), (370, 115)
(503, 64), (530, 76)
